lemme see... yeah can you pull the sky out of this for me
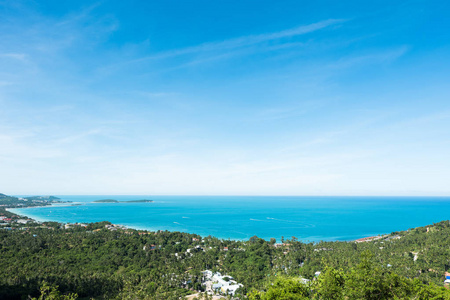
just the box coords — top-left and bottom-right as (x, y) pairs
(1, 0), (449, 196)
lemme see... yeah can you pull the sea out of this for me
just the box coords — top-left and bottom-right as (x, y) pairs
(9, 196), (450, 243)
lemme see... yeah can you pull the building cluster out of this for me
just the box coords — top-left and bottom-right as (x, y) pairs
(201, 270), (243, 296)
(0, 216), (12, 222)
(314, 247), (333, 252)
(64, 223), (88, 229)
(0, 203), (26, 207)
(0, 215), (12, 230)
(104, 224), (126, 231)
(384, 235), (402, 241)
(355, 234), (402, 243)
(444, 272), (450, 288)
(174, 245), (208, 259)
(272, 243), (291, 255)
(354, 236), (383, 243)
(0, 216), (58, 232)
(0, 215), (34, 230)
(143, 244), (157, 251)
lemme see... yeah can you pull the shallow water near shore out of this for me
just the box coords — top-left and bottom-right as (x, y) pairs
(10, 196), (450, 242)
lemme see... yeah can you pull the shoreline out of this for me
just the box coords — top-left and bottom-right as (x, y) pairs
(7, 205), (390, 243)
(7, 205), (163, 234)
(9, 195), (450, 243)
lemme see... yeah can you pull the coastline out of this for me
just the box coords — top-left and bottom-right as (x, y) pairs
(7, 205), (388, 243)
(7, 205), (162, 234)
(6, 207), (60, 224)
(4, 201), (450, 298)
(7, 195), (450, 243)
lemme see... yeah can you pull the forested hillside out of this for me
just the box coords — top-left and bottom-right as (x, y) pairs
(249, 254), (450, 300)
(0, 194), (63, 208)
(2, 201), (450, 299)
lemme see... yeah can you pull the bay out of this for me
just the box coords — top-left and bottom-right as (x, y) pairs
(9, 196), (450, 242)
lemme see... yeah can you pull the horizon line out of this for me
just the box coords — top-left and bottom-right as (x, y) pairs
(9, 194), (450, 197)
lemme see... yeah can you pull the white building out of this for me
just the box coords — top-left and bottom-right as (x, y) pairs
(221, 284), (243, 295)
(299, 277), (310, 284)
(202, 270), (244, 296)
(202, 270), (213, 279)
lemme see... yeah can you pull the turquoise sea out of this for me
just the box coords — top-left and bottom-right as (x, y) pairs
(9, 196), (450, 242)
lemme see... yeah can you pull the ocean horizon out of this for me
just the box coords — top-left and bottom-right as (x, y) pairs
(9, 195), (450, 242)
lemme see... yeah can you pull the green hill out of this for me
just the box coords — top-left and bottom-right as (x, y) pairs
(0, 193), (59, 208)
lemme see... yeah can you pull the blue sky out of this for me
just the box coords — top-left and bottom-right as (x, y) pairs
(1, 0), (449, 195)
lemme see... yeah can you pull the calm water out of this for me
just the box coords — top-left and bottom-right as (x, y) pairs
(10, 196), (450, 242)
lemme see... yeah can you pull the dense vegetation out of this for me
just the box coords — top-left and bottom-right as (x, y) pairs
(0, 193), (54, 208)
(1, 193), (450, 299)
(249, 253), (450, 299)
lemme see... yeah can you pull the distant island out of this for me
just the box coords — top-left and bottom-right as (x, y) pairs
(92, 199), (153, 203)
(92, 199), (119, 203)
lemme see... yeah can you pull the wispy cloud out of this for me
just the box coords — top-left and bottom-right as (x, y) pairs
(0, 132), (63, 160)
(165, 40), (309, 70)
(328, 46), (410, 69)
(98, 19), (346, 76)
(0, 81), (14, 86)
(0, 52), (28, 61)
(136, 91), (180, 98)
(54, 128), (103, 145)
(131, 19), (346, 63)
(254, 100), (325, 122)
(55, 2), (103, 27)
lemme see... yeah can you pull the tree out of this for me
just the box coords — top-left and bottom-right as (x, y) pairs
(316, 266), (345, 300)
(33, 282), (78, 300)
(248, 277), (310, 300)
